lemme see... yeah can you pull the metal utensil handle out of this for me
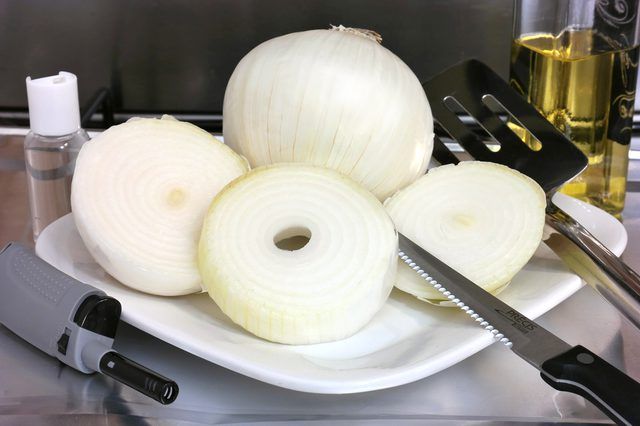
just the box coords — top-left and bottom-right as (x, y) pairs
(545, 203), (640, 329)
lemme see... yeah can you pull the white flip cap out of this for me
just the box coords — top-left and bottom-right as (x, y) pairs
(26, 71), (81, 136)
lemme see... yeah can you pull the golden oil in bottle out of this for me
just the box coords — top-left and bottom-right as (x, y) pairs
(509, 29), (638, 217)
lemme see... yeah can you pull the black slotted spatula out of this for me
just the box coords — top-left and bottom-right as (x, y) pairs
(423, 59), (640, 330)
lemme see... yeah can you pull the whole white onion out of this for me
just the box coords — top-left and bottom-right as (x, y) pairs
(223, 26), (434, 200)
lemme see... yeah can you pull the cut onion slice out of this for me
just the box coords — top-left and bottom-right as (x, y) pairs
(198, 164), (398, 344)
(71, 115), (249, 296)
(384, 161), (546, 304)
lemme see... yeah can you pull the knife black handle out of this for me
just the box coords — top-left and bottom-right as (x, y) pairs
(540, 345), (640, 425)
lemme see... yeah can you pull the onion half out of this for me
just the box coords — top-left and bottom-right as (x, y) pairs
(384, 161), (546, 304)
(198, 164), (398, 344)
(71, 115), (249, 296)
(223, 26), (434, 200)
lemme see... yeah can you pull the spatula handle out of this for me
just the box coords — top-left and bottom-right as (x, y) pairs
(544, 203), (640, 330)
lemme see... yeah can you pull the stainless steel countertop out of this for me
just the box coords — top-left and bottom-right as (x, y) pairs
(1, 132), (640, 424)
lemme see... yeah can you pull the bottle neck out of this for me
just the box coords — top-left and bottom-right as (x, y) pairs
(25, 128), (90, 150)
(27, 128), (88, 140)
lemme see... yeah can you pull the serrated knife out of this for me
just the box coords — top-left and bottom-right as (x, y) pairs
(397, 233), (640, 425)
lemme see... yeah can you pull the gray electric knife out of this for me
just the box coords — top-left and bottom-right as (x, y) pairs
(0, 242), (179, 404)
(397, 233), (640, 425)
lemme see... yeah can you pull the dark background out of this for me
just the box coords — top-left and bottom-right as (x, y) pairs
(0, 0), (513, 120)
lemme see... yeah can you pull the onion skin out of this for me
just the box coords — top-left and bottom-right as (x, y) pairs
(71, 116), (250, 296)
(199, 164), (398, 344)
(223, 28), (434, 200)
(384, 161), (546, 304)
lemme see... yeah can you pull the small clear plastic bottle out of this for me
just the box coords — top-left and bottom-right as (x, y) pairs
(25, 72), (90, 241)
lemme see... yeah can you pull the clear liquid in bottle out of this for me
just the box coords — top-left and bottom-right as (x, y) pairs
(24, 129), (88, 241)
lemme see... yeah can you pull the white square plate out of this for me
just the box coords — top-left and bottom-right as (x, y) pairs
(35, 193), (626, 394)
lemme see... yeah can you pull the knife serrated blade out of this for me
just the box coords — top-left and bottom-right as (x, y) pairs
(397, 232), (640, 425)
